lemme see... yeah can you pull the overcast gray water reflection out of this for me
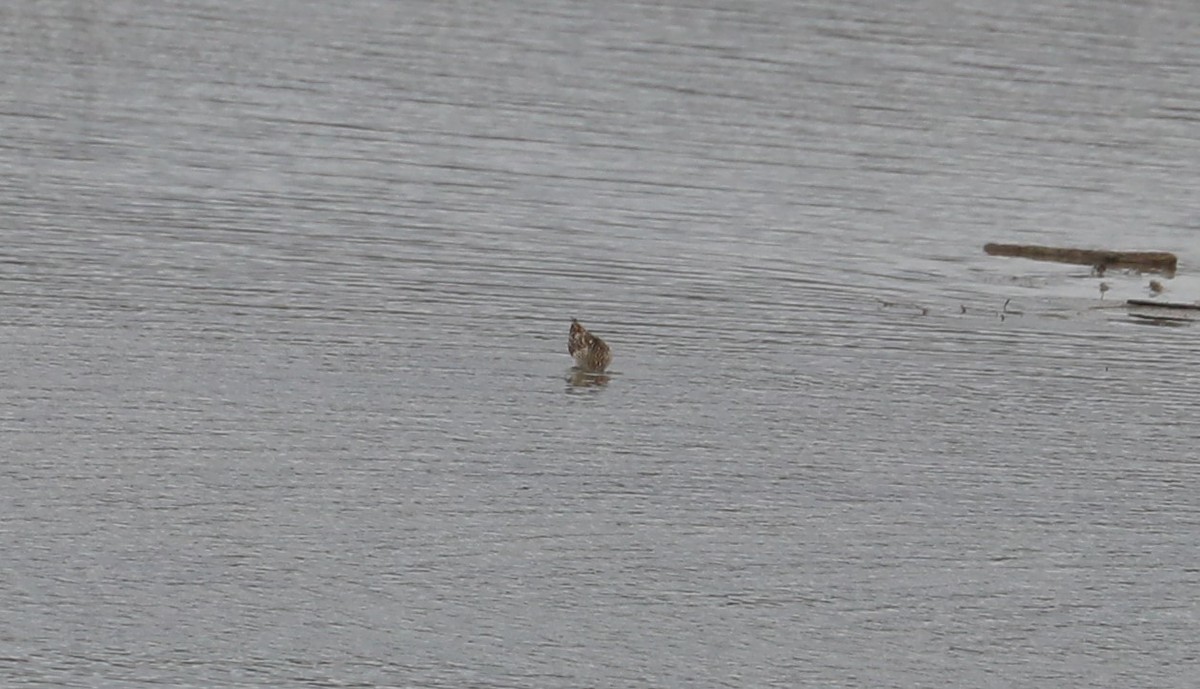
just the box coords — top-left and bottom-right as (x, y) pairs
(3, 0), (1200, 687)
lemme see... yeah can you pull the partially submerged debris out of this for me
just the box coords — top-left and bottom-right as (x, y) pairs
(984, 243), (1177, 276)
(1126, 299), (1200, 323)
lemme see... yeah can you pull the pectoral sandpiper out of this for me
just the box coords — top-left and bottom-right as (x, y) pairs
(568, 318), (612, 373)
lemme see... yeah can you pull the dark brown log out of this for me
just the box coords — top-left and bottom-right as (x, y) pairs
(984, 243), (1177, 275)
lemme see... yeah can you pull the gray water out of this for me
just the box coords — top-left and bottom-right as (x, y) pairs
(3, 0), (1200, 687)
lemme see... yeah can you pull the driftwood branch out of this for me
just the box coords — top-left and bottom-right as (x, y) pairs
(984, 243), (1177, 275)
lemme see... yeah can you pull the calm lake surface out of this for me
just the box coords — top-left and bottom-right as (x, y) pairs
(3, 0), (1199, 686)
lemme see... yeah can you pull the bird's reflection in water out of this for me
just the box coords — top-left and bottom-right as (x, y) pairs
(568, 369), (610, 389)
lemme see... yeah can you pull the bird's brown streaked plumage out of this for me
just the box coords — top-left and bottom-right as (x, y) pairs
(568, 318), (612, 372)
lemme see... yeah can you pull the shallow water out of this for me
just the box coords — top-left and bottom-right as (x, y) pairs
(3, 0), (1199, 687)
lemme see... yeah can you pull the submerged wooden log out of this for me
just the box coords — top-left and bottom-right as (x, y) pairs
(1126, 299), (1200, 322)
(984, 243), (1177, 275)
(1126, 299), (1200, 311)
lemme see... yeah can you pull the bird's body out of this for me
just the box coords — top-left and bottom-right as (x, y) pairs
(568, 318), (612, 372)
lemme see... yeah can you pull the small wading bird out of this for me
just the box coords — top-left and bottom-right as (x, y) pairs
(568, 318), (612, 373)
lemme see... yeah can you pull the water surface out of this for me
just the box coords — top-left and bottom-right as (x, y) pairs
(2, 0), (1199, 687)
